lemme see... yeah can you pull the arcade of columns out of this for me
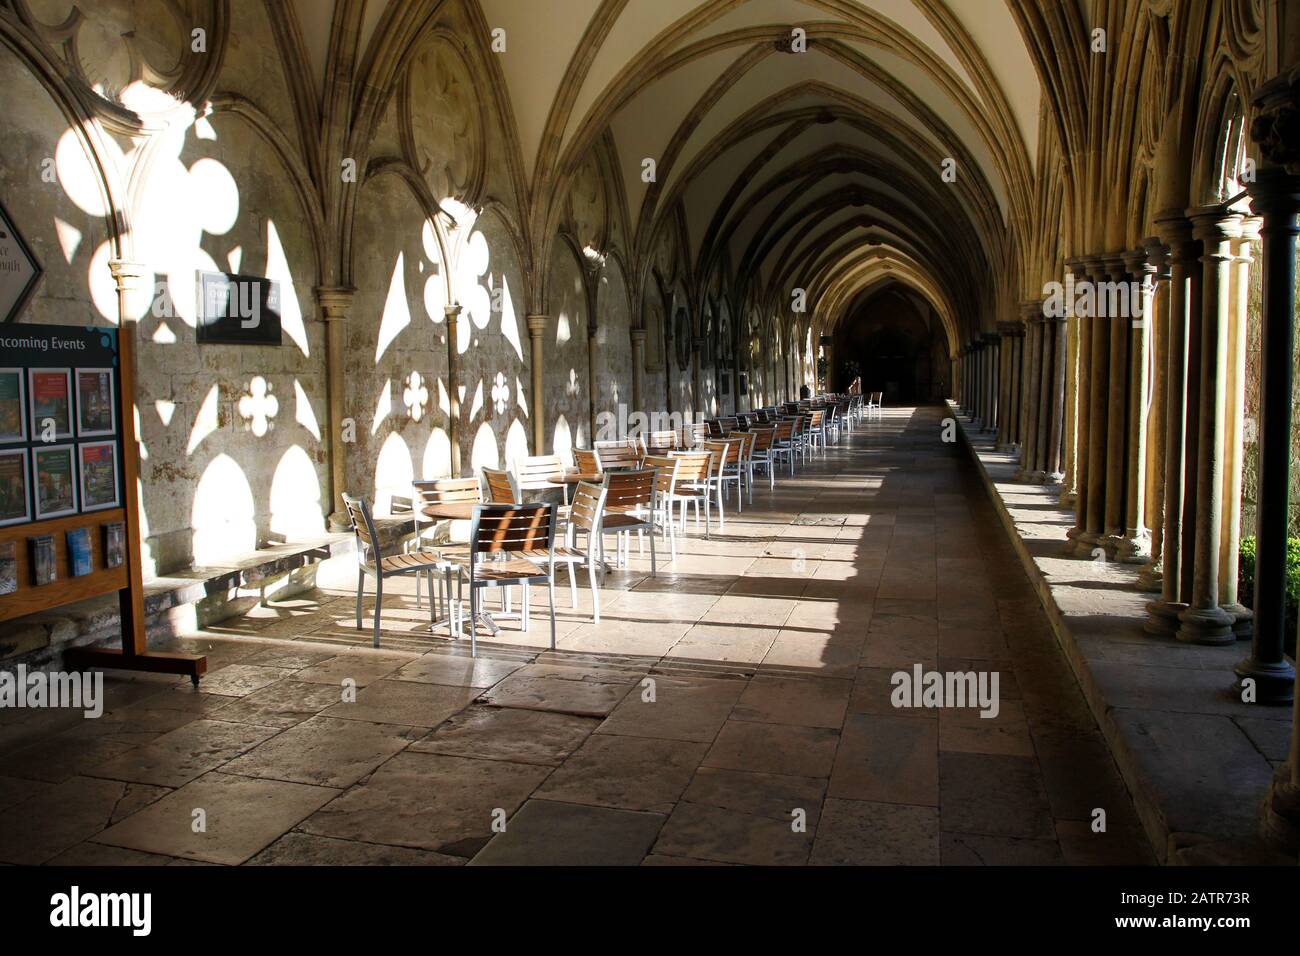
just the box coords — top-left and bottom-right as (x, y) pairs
(956, 73), (1300, 854)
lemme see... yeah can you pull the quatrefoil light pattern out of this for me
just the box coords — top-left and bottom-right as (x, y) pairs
(403, 371), (429, 422)
(491, 372), (509, 415)
(238, 376), (279, 437)
(566, 368), (580, 397)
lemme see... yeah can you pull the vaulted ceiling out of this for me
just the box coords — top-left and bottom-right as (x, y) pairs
(278, 0), (1047, 347)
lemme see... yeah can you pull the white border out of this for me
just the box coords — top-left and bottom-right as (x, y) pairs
(0, 368), (26, 443)
(32, 442), (77, 519)
(78, 440), (120, 512)
(0, 447), (30, 526)
(27, 367), (72, 440)
(74, 367), (116, 437)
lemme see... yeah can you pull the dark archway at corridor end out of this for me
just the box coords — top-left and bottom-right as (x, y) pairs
(832, 283), (949, 404)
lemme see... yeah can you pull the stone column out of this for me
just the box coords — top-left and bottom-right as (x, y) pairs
(1022, 311), (1047, 478)
(1059, 310), (1081, 507)
(587, 319), (601, 441)
(996, 322), (1016, 450)
(692, 336), (706, 415)
(1138, 238), (1170, 591)
(1219, 219), (1260, 637)
(1101, 253), (1131, 556)
(1072, 256), (1110, 556)
(1146, 215), (1198, 635)
(1176, 209), (1242, 646)
(1116, 248), (1154, 563)
(1034, 308), (1054, 477)
(1045, 311), (1067, 480)
(444, 304), (464, 476)
(630, 328), (646, 423)
(1235, 166), (1300, 706)
(526, 313), (548, 454)
(983, 331), (1000, 432)
(1016, 308), (1038, 476)
(316, 287), (354, 527)
(1010, 321), (1026, 447)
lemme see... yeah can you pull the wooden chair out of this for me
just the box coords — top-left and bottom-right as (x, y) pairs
(573, 448), (602, 478)
(643, 453), (681, 560)
(727, 429), (758, 504)
(594, 438), (643, 471)
(561, 480), (611, 622)
(341, 494), (446, 648)
(410, 477), (480, 613)
(666, 450), (713, 538)
(480, 466), (518, 504)
(645, 429), (679, 453)
(747, 426), (778, 492)
(458, 502), (559, 656)
(512, 454), (570, 506)
(772, 418), (798, 475)
(703, 438), (741, 525)
(600, 467), (657, 571)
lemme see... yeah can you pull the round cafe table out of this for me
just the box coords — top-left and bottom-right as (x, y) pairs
(420, 502), (479, 520)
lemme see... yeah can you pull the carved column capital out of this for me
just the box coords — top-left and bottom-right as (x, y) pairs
(1250, 68), (1300, 173)
(526, 313), (549, 339)
(315, 286), (355, 321)
(629, 328), (647, 345)
(108, 259), (150, 293)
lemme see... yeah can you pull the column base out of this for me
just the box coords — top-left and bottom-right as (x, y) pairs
(327, 511), (353, 533)
(1027, 470), (1049, 484)
(1222, 602), (1253, 641)
(1233, 653), (1295, 705)
(1112, 531), (1150, 565)
(1136, 558), (1163, 592)
(1058, 489), (1077, 508)
(1176, 603), (1236, 645)
(1070, 530), (1104, 559)
(1144, 599), (1186, 636)
(1258, 764), (1300, 855)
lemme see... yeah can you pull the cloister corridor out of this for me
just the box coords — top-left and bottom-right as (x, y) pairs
(0, 406), (1152, 866)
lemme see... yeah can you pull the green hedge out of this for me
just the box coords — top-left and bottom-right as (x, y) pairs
(1238, 536), (1300, 655)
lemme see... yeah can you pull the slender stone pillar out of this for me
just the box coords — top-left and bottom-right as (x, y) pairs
(316, 287), (354, 527)
(1045, 311), (1067, 480)
(1116, 248), (1154, 563)
(630, 328), (646, 424)
(526, 313), (548, 454)
(996, 324), (1014, 450)
(1101, 254), (1131, 555)
(692, 336), (706, 415)
(444, 304), (464, 476)
(1219, 219), (1260, 637)
(1009, 321), (1026, 447)
(587, 320), (600, 441)
(986, 332), (1000, 432)
(1033, 308), (1053, 478)
(1073, 256), (1111, 556)
(1146, 215), (1198, 634)
(1138, 238), (1170, 590)
(1059, 310), (1080, 507)
(1249, 74), (1300, 856)
(1235, 168), (1300, 702)
(1176, 209), (1242, 646)
(1018, 308), (1043, 479)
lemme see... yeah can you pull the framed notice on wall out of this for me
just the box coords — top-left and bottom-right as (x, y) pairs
(0, 200), (42, 323)
(196, 270), (283, 346)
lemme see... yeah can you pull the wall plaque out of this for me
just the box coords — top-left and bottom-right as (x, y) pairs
(0, 200), (42, 324)
(196, 270), (282, 345)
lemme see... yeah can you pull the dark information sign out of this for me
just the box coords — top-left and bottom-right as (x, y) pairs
(196, 271), (282, 346)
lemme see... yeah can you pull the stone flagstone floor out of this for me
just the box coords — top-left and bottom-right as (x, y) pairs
(0, 405), (1153, 865)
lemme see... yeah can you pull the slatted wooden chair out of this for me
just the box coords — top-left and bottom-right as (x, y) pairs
(747, 425), (778, 492)
(807, 408), (828, 456)
(456, 502), (559, 656)
(573, 448), (602, 478)
(726, 428), (758, 504)
(645, 429), (679, 453)
(642, 453), (681, 561)
(409, 477), (481, 614)
(480, 466), (519, 504)
(594, 438), (643, 472)
(666, 450), (713, 538)
(772, 418), (799, 475)
(600, 467), (657, 571)
(512, 453), (571, 504)
(341, 494), (445, 647)
(702, 438), (741, 525)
